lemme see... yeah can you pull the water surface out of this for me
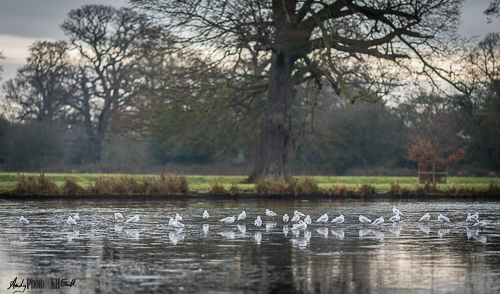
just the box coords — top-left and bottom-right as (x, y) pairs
(0, 198), (499, 293)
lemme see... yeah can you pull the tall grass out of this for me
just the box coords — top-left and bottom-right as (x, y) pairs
(11, 173), (59, 195)
(10, 173), (189, 195)
(255, 176), (322, 195)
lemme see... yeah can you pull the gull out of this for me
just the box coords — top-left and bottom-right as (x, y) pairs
(19, 216), (29, 228)
(283, 213), (289, 223)
(389, 213), (400, 225)
(304, 215), (312, 225)
(359, 215), (371, 227)
(437, 213), (450, 225)
(331, 215), (345, 227)
(265, 209), (277, 221)
(393, 205), (404, 216)
(203, 210), (209, 221)
(175, 213), (183, 221)
(294, 210), (305, 217)
(115, 212), (123, 222)
(465, 213), (475, 223)
(292, 220), (308, 231)
(67, 216), (77, 230)
(472, 212), (479, 222)
(291, 214), (300, 223)
(316, 213), (329, 226)
(219, 216), (236, 228)
(237, 211), (247, 222)
(419, 213), (430, 224)
(73, 213), (80, 221)
(473, 220), (487, 232)
(372, 216), (384, 228)
(172, 219), (185, 230)
(125, 215), (140, 227)
(331, 229), (344, 240)
(168, 217), (174, 228)
(254, 216), (262, 229)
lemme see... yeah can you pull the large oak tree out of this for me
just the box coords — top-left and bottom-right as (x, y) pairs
(132, 0), (463, 180)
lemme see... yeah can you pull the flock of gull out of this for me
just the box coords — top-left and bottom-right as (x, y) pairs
(18, 206), (488, 238)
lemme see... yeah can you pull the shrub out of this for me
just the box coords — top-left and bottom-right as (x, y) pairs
(11, 173), (59, 195)
(60, 177), (87, 195)
(353, 183), (375, 197)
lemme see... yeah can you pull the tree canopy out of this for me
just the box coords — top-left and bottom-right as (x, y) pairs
(131, 0), (464, 180)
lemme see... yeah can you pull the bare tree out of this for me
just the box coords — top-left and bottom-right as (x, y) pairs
(61, 4), (170, 163)
(132, 0), (463, 181)
(2, 41), (74, 123)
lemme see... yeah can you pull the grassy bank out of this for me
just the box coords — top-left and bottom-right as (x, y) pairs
(1, 172), (499, 196)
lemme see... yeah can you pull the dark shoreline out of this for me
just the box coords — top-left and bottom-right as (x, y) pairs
(1, 192), (499, 200)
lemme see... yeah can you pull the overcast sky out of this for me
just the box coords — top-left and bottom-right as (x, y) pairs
(1, 0), (499, 82)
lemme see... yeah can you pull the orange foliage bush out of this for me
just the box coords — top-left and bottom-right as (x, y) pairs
(408, 136), (466, 165)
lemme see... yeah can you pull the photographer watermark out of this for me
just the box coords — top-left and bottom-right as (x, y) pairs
(7, 277), (76, 293)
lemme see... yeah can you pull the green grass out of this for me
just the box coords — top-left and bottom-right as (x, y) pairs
(0, 172), (499, 194)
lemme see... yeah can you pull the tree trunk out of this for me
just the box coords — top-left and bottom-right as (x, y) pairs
(248, 3), (295, 182)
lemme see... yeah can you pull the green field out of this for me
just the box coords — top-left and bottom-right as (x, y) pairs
(1, 172), (499, 193)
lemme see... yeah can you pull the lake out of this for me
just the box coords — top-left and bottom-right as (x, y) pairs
(0, 197), (499, 293)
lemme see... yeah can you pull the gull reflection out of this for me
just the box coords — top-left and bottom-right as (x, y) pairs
(372, 229), (384, 240)
(19, 232), (29, 241)
(389, 227), (401, 238)
(254, 231), (262, 244)
(283, 225), (289, 236)
(331, 229), (344, 240)
(67, 229), (79, 242)
(304, 230), (312, 242)
(237, 224), (246, 237)
(292, 237), (308, 249)
(316, 227), (328, 238)
(169, 231), (185, 245)
(473, 234), (487, 244)
(291, 229), (300, 238)
(114, 224), (123, 232)
(220, 231), (236, 240)
(359, 228), (372, 237)
(203, 224), (210, 235)
(126, 229), (140, 239)
(467, 227), (479, 239)
(419, 225), (430, 235)
(438, 228), (450, 238)
(265, 222), (276, 232)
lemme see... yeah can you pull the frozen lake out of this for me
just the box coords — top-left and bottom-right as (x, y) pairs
(1, 197), (499, 293)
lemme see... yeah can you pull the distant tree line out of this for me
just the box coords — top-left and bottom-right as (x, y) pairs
(0, 2), (499, 177)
